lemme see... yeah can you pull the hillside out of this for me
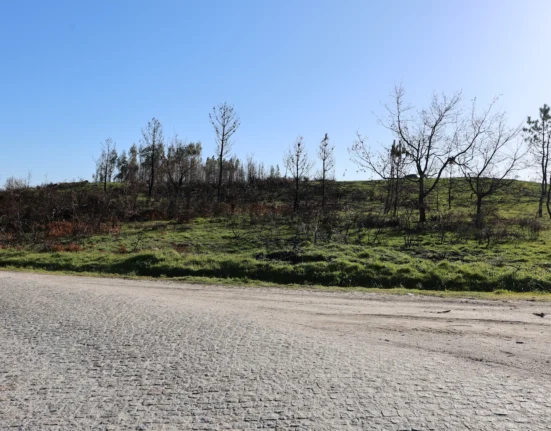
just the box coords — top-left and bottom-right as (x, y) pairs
(0, 178), (550, 292)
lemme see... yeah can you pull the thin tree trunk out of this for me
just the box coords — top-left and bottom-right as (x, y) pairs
(321, 157), (326, 209)
(384, 178), (392, 214)
(546, 175), (551, 218)
(418, 177), (426, 223)
(538, 180), (546, 218)
(294, 176), (299, 212)
(392, 177), (400, 217)
(217, 154), (223, 203)
(148, 146), (155, 199)
(103, 166), (107, 192)
(475, 197), (484, 229)
(321, 177), (326, 209)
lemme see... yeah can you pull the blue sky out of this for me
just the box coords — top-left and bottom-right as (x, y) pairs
(1, 0), (550, 184)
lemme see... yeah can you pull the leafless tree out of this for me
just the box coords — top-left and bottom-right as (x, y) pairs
(349, 137), (409, 216)
(95, 138), (117, 192)
(210, 102), (240, 202)
(4, 172), (31, 191)
(523, 104), (551, 217)
(458, 102), (523, 227)
(380, 85), (476, 223)
(284, 137), (313, 212)
(140, 118), (164, 198)
(317, 133), (335, 209)
(246, 154), (260, 184)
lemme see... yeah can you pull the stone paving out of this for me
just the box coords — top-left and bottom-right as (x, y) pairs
(1, 272), (551, 430)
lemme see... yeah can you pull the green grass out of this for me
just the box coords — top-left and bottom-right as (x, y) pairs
(1, 216), (550, 293)
(2, 178), (551, 294)
(3, 265), (551, 302)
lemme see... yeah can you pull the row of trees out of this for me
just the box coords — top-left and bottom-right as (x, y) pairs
(349, 86), (551, 226)
(94, 102), (336, 218)
(1, 88), (550, 250)
(90, 90), (551, 227)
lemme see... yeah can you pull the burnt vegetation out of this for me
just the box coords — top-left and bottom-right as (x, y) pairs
(1, 91), (551, 292)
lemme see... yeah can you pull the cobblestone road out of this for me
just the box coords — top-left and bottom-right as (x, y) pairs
(1, 272), (551, 430)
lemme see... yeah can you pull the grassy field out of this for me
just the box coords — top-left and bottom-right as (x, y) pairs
(1, 178), (550, 293)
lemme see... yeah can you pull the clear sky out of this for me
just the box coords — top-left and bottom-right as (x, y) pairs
(1, 0), (550, 184)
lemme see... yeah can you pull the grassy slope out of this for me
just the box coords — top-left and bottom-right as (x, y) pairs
(1, 178), (550, 292)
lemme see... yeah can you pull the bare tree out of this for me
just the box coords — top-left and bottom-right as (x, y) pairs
(284, 137), (313, 212)
(380, 85), (475, 223)
(246, 154), (259, 184)
(209, 102), (240, 202)
(140, 118), (164, 198)
(349, 137), (409, 216)
(458, 101), (523, 227)
(4, 173), (31, 191)
(317, 133), (335, 209)
(523, 104), (551, 217)
(268, 164), (281, 179)
(95, 138), (117, 192)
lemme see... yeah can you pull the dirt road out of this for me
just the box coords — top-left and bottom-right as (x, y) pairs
(1, 271), (551, 430)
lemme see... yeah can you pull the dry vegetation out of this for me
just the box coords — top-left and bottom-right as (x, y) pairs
(0, 177), (550, 293)
(1, 97), (550, 292)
